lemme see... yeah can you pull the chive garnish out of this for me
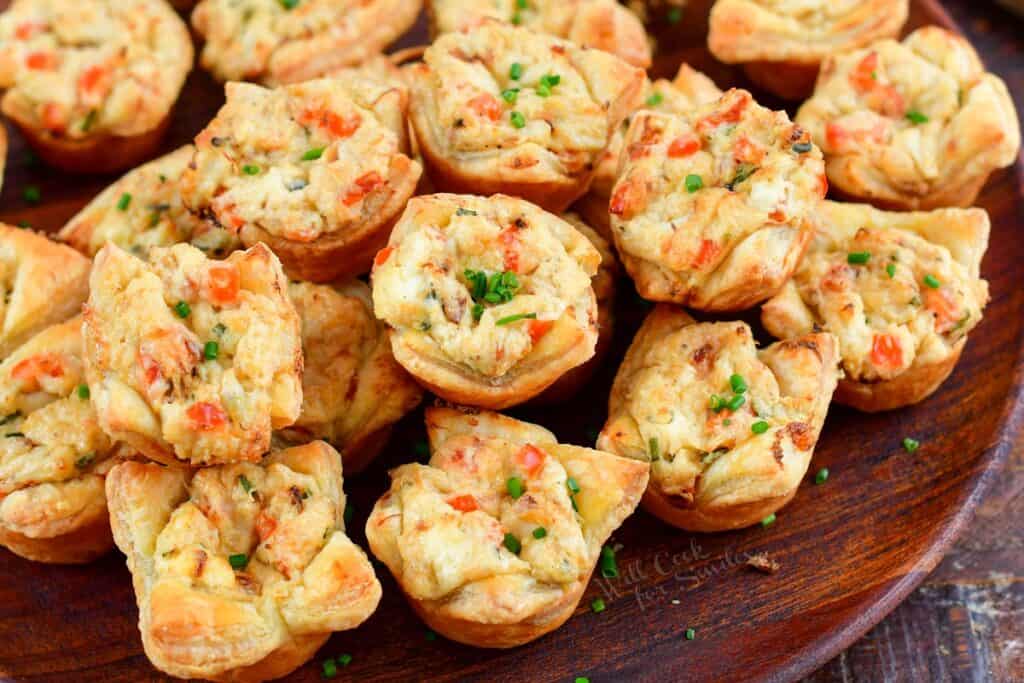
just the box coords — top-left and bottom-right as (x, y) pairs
(815, 467), (829, 484)
(344, 502), (355, 526)
(726, 394), (746, 412)
(566, 476), (581, 495)
(646, 92), (664, 107)
(510, 111), (526, 128)
(599, 544), (618, 578)
(751, 420), (769, 435)
(455, 207), (478, 216)
(685, 628), (696, 640)
(506, 476), (525, 499)
(503, 533), (521, 555)
(322, 659), (337, 679)
(648, 437), (660, 461)
(228, 553), (248, 569)
(337, 654), (352, 667)
(501, 88), (519, 104)
(761, 513), (776, 527)
(239, 474), (252, 493)
(496, 312), (536, 326)
(117, 193), (132, 211)
(242, 164), (261, 175)
(174, 301), (191, 318)
(792, 142), (813, 154)
(902, 437), (920, 453)
(729, 374), (747, 394)
(591, 598), (606, 613)
(23, 186), (41, 204)
(685, 174), (703, 193)
(923, 274), (940, 289)
(77, 384), (90, 399)
(709, 395), (726, 412)
(847, 252), (871, 265)
(905, 110), (929, 125)
(509, 62), (523, 80)
(75, 453), (95, 468)
(204, 341), (219, 360)
(886, 263), (896, 278)
(532, 527), (547, 539)
(301, 147), (325, 161)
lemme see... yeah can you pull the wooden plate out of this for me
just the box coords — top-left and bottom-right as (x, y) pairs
(0, 1), (1020, 681)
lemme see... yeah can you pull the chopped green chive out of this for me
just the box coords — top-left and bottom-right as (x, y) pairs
(6, 432), (24, 438)
(847, 251), (871, 265)
(239, 474), (252, 493)
(646, 91), (664, 107)
(242, 164), (261, 175)
(322, 658), (337, 678)
(503, 533), (521, 555)
(509, 62), (523, 80)
(506, 476), (525, 499)
(471, 303), (485, 321)
(923, 274), (941, 289)
(511, 10), (522, 24)
(761, 513), (776, 527)
(496, 312), (536, 326)
(342, 503), (354, 527)
(23, 186), (41, 204)
(516, 0), (528, 8)
(117, 193), (132, 211)
(81, 109), (98, 132)
(174, 301), (191, 318)
(301, 147), (325, 161)
(709, 395), (726, 412)
(729, 373), (747, 394)
(902, 437), (920, 453)
(213, 323), (227, 336)
(501, 88), (519, 104)
(751, 420), (769, 435)
(667, 6), (683, 23)
(815, 467), (830, 484)
(726, 393), (746, 412)
(455, 207), (478, 216)
(599, 544), (618, 578)
(280, 0), (299, 9)
(886, 263), (896, 278)
(0, 412), (20, 425)
(228, 553), (248, 569)
(536, 73), (561, 97)
(203, 341), (219, 361)
(792, 142), (813, 154)
(532, 526), (547, 539)
(685, 628), (696, 640)
(648, 437), (660, 461)
(905, 110), (929, 125)
(591, 597), (606, 613)
(337, 654), (352, 667)
(566, 476), (581, 494)
(75, 453), (95, 468)
(726, 164), (757, 190)
(510, 111), (526, 128)
(685, 174), (703, 193)
(77, 384), (90, 399)
(16, 221), (30, 228)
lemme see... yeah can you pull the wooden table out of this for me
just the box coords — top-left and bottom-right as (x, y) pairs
(809, 6), (1024, 680)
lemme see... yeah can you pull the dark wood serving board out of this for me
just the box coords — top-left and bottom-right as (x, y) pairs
(0, 1), (1020, 681)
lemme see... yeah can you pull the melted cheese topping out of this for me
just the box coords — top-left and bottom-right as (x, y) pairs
(372, 194), (600, 378)
(84, 243), (302, 466)
(367, 408), (647, 618)
(609, 89), (826, 304)
(107, 443), (380, 678)
(181, 79), (414, 245)
(765, 203), (989, 382)
(278, 280), (422, 458)
(59, 146), (240, 260)
(709, 0), (908, 63)
(796, 27), (1021, 201)
(0, 317), (115, 539)
(600, 315), (835, 504)
(192, 0), (420, 84)
(592, 64), (722, 199)
(429, 0), (651, 67)
(0, 0), (192, 138)
(411, 22), (643, 180)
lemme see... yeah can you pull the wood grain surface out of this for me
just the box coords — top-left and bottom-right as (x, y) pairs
(0, 2), (1020, 682)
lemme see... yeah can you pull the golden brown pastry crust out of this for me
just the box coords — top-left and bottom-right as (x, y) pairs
(576, 63), (723, 242)
(796, 27), (1021, 210)
(708, 0), (908, 100)
(598, 306), (840, 532)
(0, 0), (192, 173)
(366, 407), (648, 648)
(275, 280), (423, 474)
(372, 194), (601, 410)
(192, 0), (422, 85)
(0, 224), (91, 359)
(407, 21), (644, 213)
(761, 201), (990, 412)
(83, 243), (303, 466)
(106, 442), (381, 681)
(0, 121), (6, 191)
(181, 79), (421, 282)
(59, 146), (240, 260)
(426, 0), (652, 68)
(531, 214), (618, 405)
(0, 317), (124, 564)
(609, 89), (826, 311)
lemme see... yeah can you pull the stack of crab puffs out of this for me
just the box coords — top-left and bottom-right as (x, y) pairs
(599, 306), (840, 532)
(762, 201), (990, 412)
(575, 63), (723, 240)
(372, 194), (602, 410)
(191, 0), (422, 85)
(181, 77), (421, 282)
(426, 0), (652, 68)
(83, 242), (304, 467)
(609, 88), (827, 310)
(708, 0), (909, 100)
(105, 442), (382, 681)
(406, 21), (645, 213)
(367, 407), (648, 648)
(796, 27), (1021, 210)
(0, 0), (193, 173)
